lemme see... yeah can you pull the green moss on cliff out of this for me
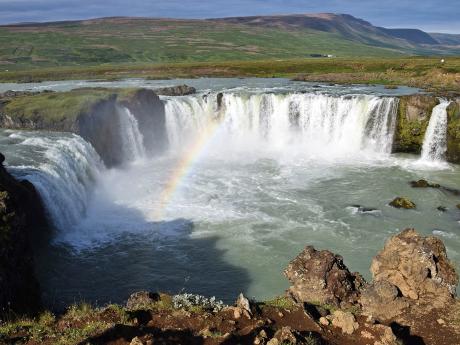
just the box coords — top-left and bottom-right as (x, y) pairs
(447, 100), (460, 163)
(2, 87), (143, 125)
(393, 95), (438, 153)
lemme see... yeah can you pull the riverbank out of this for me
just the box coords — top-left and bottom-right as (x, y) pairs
(0, 57), (459, 94)
(1, 229), (459, 345)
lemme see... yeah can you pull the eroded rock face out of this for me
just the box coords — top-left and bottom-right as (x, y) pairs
(0, 153), (47, 315)
(361, 229), (458, 320)
(284, 246), (365, 308)
(446, 98), (460, 163)
(393, 95), (438, 154)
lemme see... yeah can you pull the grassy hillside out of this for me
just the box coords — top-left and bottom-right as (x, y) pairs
(0, 16), (436, 71)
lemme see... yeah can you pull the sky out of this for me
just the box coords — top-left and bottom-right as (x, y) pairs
(0, 0), (458, 33)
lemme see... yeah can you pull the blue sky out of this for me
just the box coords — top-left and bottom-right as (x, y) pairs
(0, 0), (458, 33)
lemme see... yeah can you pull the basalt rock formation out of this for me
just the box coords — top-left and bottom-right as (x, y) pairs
(0, 153), (47, 315)
(284, 246), (365, 308)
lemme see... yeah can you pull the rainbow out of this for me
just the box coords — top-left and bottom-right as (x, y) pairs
(154, 117), (222, 219)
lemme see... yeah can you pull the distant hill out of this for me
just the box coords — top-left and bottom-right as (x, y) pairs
(430, 33), (460, 46)
(0, 14), (458, 70)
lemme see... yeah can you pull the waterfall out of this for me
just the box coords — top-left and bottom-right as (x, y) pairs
(117, 106), (146, 162)
(164, 93), (398, 156)
(421, 100), (451, 162)
(10, 134), (104, 230)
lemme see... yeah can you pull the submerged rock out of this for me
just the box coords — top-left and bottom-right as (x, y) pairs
(284, 246), (365, 308)
(437, 206), (447, 212)
(389, 197), (416, 209)
(410, 179), (440, 188)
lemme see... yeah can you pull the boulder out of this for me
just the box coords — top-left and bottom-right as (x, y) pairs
(362, 229), (458, 319)
(284, 246), (365, 308)
(126, 291), (160, 310)
(329, 310), (359, 335)
(360, 280), (410, 320)
(236, 293), (252, 315)
(389, 197), (416, 209)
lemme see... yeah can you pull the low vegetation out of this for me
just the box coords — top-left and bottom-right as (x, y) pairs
(1, 57), (459, 94)
(1, 87), (142, 123)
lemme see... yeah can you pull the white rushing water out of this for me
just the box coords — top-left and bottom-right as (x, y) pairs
(421, 100), (451, 162)
(117, 106), (146, 161)
(165, 93), (398, 158)
(7, 133), (104, 230)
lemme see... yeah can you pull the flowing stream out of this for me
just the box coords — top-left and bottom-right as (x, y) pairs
(0, 78), (459, 308)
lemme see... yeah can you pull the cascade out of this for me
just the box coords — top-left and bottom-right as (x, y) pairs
(421, 100), (451, 162)
(164, 93), (398, 156)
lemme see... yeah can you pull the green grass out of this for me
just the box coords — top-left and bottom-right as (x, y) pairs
(262, 296), (296, 310)
(0, 18), (411, 71)
(0, 57), (459, 94)
(2, 87), (142, 123)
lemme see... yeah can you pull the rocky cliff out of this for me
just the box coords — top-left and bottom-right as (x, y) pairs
(393, 94), (460, 163)
(446, 99), (460, 162)
(0, 153), (47, 316)
(392, 94), (438, 154)
(0, 88), (167, 167)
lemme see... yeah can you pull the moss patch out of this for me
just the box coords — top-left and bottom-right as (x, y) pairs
(393, 95), (438, 153)
(446, 100), (460, 163)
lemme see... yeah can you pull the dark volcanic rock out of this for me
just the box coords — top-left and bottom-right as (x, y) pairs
(153, 84), (196, 96)
(0, 153), (47, 315)
(284, 246), (365, 308)
(410, 179), (440, 188)
(121, 89), (167, 155)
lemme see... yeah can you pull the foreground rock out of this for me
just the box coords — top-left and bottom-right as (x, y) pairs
(361, 228), (458, 321)
(0, 153), (47, 315)
(284, 246), (365, 308)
